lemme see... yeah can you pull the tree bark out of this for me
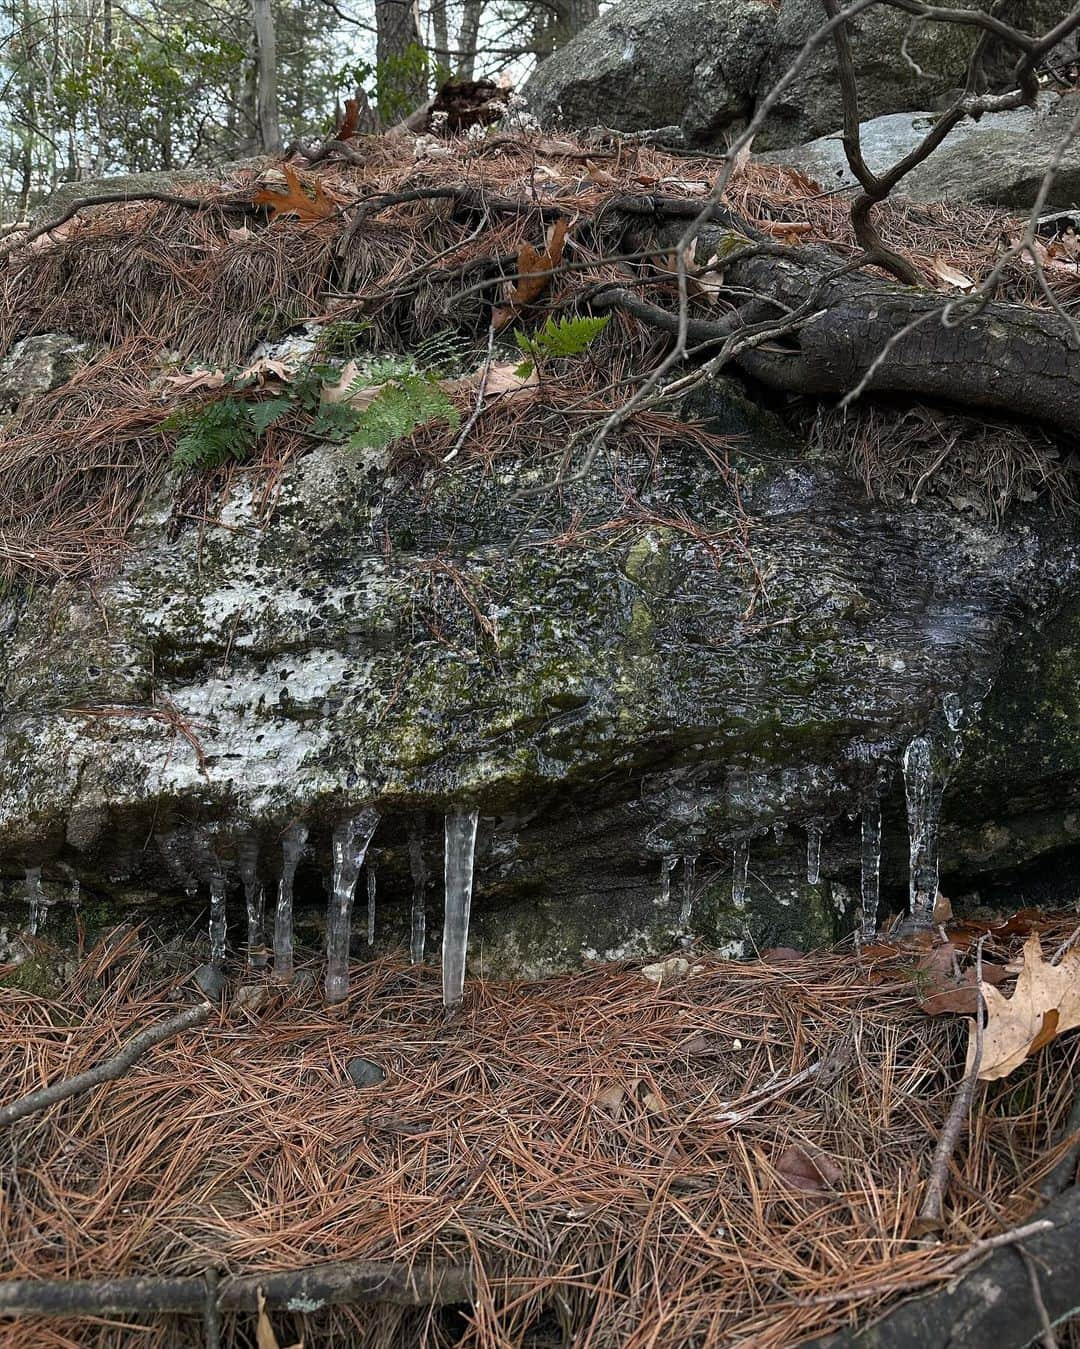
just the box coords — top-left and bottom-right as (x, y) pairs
(375, 0), (427, 121)
(457, 0), (483, 79)
(250, 0), (281, 155)
(803, 1186), (1080, 1348)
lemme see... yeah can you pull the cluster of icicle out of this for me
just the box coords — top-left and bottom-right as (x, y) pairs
(653, 693), (969, 939)
(196, 807), (479, 1009)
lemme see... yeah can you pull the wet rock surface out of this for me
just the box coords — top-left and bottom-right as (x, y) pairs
(1, 375), (1079, 972)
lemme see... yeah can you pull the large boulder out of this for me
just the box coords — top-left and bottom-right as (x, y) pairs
(757, 93), (1080, 208)
(2, 370), (1080, 972)
(524, 0), (977, 149)
(524, 0), (777, 144)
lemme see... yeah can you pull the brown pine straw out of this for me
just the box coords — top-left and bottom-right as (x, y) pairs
(1, 129), (1077, 583)
(2, 923), (1079, 1348)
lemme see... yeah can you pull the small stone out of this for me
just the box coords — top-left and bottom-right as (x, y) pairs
(230, 983), (269, 1014)
(347, 1057), (385, 1088)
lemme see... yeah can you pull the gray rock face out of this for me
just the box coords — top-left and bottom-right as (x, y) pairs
(0, 333), (86, 412)
(1, 376), (1079, 973)
(524, 0), (777, 143)
(757, 94), (1080, 208)
(524, 0), (975, 149)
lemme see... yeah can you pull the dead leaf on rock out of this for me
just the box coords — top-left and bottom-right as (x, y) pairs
(968, 933), (1080, 1080)
(773, 1143), (843, 1198)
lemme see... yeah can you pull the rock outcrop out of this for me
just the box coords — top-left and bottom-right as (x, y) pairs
(756, 93), (1080, 208)
(524, 0), (976, 149)
(2, 366), (1079, 972)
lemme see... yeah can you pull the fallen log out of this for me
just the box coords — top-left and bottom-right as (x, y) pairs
(0, 1259), (472, 1318)
(804, 1184), (1080, 1348)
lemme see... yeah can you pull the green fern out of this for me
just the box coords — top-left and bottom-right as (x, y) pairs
(348, 373), (460, 452)
(513, 314), (611, 377)
(169, 396), (291, 474)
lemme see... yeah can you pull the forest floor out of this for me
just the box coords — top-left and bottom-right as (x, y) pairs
(2, 915), (1079, 1348)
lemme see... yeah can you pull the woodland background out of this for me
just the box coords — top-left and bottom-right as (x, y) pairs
(0, 0), (597, 219)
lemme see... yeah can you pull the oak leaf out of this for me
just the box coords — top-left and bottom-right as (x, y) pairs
(966, 933), (1080, 1080)
(493, 217), (569, 330)
(252, 165), (336, 222)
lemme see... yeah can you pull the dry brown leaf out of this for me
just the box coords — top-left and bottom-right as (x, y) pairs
(915, 942), (1009, 1016)
(163, 369), (227, 394)
(475, 362), (538, 399)
(932, 254), (975, 291)
(967, 933), (1080, 1080)
(226, 225), (254, 243)
(773, 1143), (842, 1197)
(493, 216), (570, 330)
(320, 361), (383, 408)
(585, 158), (618, 187)
(252, 165), (336, 222)
(781, 166), (824, 195)
(595, 1083), (626, 1117)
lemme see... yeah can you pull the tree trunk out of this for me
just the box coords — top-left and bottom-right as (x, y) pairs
(457, 0), (483, 79)
(250, 0), (281, 155)
(375, 0), (428, 121)
(431, 0), (450, 80)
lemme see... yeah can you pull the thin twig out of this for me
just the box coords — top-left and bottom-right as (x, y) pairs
(0, 1002), (213, 1128)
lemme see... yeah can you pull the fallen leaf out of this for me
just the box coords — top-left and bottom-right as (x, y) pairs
(595, 1083), (626, 1117)
(762, 946), (803, 963)
(163, 369), (227, 394)
(967, 933), (1080, 1080)
(932, 891), (953, 923)
(226, 224), (254, 243)
(585, 158), (619, 187)
(335, 96), (361, 142)
(252, 165), (336, 222)
(474, 362), (538, 399)
(641, 956), (690, 985)
(774, 1143), (842, 1197)
(932, 254), (975, 291)
(493, 217), (570, 330)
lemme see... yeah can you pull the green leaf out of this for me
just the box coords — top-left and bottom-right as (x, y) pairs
(249, 397), (292, 434)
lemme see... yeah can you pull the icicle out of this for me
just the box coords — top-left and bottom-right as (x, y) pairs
(732, 841), (750, 908)
(239, 839), (266, 970)
(806, 825), (822, 886)
(325, 810), (379, 1004)
(366, 866), (377, 946)
(442, 808), (479, 1008)
(860, 802), (882, 938)
(772, 821), (787, 845)
(678, 854), (698, 928)
(274, 822), (308, 982)
(25, 867), (44, 937)
(902, 735), (951, 928)
(942, 691), (963, 731)
(408, 830), (428, 964)
(657, 854), (677, 906)
(209, 872), (227, 974)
